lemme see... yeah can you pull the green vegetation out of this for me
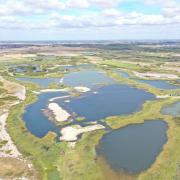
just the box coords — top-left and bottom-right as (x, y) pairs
(57, 130), (105, 180)
(106, 98), (176, 129)
(0, 96), (18, 102)
(174, 117), (180, 126)
(0, 140), (8, 148)
(101, 60), (142, 70)
(0, 88), (6, 94)
(48, 82), (66, 89)
(76, 116), (86, 121)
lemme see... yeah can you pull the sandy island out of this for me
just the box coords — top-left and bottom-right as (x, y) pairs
(74, 86), (91, 93)
(60, 124), (105, 141)
(48, 103), (71, 122)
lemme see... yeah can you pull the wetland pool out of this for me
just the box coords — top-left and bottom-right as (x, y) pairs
(161, 101), (180, 117)
(61, 69), (115, 87)
(96, 120), (168, 174)
(115, 70), (180, 90)
(136, 79), (180, 90)
(16, 77), (61, 88)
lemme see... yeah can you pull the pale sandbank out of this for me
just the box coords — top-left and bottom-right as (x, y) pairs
(48, 103), (71, 122)
(74, 86), (90, 93)
(60, 124), (105, 141)
(133, 71), (179, 79)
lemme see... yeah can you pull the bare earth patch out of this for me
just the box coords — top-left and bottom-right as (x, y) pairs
(0, 76), (26, 100)
(0, 157), (36, 179)
(60, 124), (105, 142)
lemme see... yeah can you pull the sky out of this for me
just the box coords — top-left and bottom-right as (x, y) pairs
(0, 0), (180, 41)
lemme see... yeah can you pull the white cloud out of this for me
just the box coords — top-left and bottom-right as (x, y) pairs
(0, 0), (121, 16)
(102, 9), (122, 17)
(0, 0), (67, 15)
(144, 0), (177, 7)
(89, 0), (120, 8)
(39, 10), (179, 29)
(65, 0), (90, 9)
(144, 0), (180, 17)
(0, 0), (180, 30)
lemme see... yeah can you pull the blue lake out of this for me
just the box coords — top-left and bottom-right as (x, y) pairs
(57, 84), (155, 122)
(97, 120), (168, 174)
(62, 70), (115, 87)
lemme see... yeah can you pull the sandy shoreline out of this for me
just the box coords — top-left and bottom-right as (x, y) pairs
(0, 113), (21, 158)
(0, 76), (27, 158)
(60, 124), (105, 141)
(133, 71), (179, 79)
(40, 89), (66, 93)
(156, 95), (170, 98)
(0, 76), (26, 100)
(48, 103), (71, 122)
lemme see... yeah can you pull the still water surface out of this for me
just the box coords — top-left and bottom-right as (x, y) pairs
(97, 120), (167, 173)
